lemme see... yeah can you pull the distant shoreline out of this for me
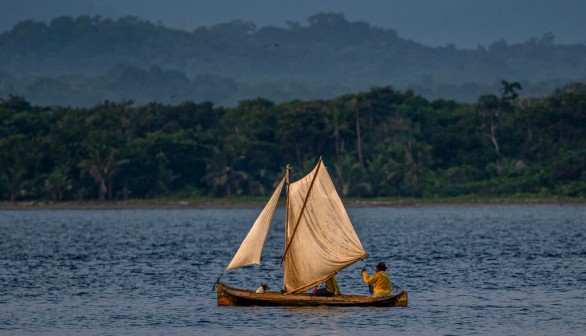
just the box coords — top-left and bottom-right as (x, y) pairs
(2, 197), (585, 210)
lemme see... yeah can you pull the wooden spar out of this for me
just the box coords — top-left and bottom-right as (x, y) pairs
(279, 157), (323, 267)
(283, 164), (291, 263)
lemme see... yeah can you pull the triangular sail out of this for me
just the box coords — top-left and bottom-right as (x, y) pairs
(224, 176), (286, 272)
(282, 159), (367, 293)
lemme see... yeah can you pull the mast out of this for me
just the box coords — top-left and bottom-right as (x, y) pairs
(283, 163), (292, 290)
(285, 163), (292, 241)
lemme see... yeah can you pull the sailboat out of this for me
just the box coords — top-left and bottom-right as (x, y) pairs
(216, 158), (408, 307)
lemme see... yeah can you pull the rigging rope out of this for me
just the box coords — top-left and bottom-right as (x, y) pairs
(260, 265), (283, 292)
(211, 272), (225, 291)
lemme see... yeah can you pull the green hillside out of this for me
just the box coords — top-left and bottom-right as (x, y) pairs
(1, 14), (585, 106)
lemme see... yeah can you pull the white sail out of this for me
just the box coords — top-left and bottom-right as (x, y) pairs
(224, 176), (286, 272)
(282, 159), (367, 293)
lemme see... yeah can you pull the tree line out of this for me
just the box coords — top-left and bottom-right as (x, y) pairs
(1, 82), (585, 203)
(1, 14), (585, 106)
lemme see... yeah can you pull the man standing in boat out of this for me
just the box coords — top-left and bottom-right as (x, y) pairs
(361, 262), (392, 296)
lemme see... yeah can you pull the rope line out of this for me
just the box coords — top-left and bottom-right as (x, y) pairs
(212, 272), (225, 291)
(261, 265), (283, 292)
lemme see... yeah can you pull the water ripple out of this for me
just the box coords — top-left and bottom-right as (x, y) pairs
(1, 205), (585, 335)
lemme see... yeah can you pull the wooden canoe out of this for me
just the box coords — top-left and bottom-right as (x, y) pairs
(217, 281), (408, 307)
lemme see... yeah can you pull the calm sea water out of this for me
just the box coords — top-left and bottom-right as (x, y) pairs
(1, 205), (585, 335)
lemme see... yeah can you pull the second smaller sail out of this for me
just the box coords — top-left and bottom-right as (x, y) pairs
(224, 176), (286, 272)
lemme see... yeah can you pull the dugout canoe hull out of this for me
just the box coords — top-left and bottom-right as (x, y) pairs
(216, 282), (408, 307)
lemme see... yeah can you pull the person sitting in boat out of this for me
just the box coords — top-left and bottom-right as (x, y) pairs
(313, 273), (341, 297)
(255, 283), (270, 294)
(361, 262), (392, 296)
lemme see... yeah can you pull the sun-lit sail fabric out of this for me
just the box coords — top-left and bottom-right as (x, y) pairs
(283, 160), (367, 293)
(224, 176), (285, 272)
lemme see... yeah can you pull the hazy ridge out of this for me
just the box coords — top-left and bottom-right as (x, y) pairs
(1, 14), (585, 106)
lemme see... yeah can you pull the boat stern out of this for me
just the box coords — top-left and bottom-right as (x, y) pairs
(395, 291), (408, 307)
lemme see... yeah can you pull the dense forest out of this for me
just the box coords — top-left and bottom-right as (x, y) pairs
(1, 81), (585, 203)
(1, 14), (586, 106)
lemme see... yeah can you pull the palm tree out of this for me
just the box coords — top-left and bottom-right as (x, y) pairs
(385, 141), (432, 197)
(346, 96), (370, 172)
(332, 153), (362, 196)
(44, 165), (72, 202)
(477, 80), (522, 175)
(358, 155), (390, 197)
(324, 103), (350, 161)
(79, 146), (129, 201)
(201, 145), (249, 197)
(0, 164), (28, 202)
(0, 136), (33, 202)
